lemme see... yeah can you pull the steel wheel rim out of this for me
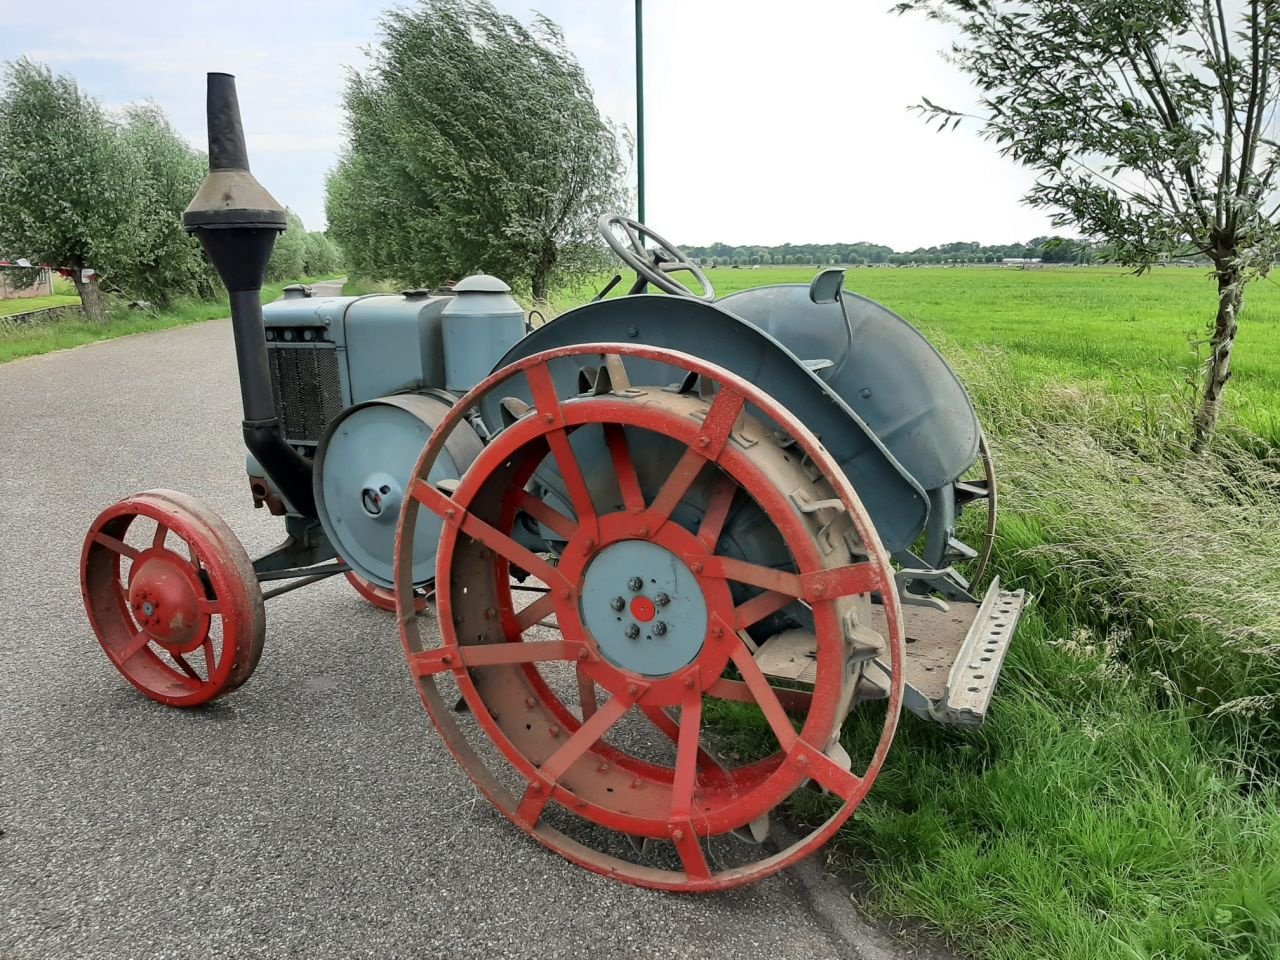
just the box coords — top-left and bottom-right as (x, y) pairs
(344, 570), (431, 614)
(81, 489), (265, 707)
(395, 344), (905, 891)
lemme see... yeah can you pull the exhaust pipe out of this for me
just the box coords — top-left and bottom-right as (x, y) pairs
(183, 72), (317, 518)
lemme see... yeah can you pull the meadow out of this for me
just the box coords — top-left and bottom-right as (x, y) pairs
(642, 264), (1280, 960)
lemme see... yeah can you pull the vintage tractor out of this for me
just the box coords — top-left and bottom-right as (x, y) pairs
(80, 74), (1026, 891)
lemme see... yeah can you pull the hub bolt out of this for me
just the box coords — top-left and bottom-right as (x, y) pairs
(610, 596), (625, 611)
(627, 576), (644, 592)
(653, 592), (670, 607)
(652, 621), (668, 636)
(624, 624), (640, 639)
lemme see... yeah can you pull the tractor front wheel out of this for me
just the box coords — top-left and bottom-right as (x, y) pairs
(81, 490), (265, 707)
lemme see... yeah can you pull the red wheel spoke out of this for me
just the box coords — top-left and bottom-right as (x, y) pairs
(670, 686), (703, 821)
(167, 651), (202, 685)
(512, 488), (576, 541)
(411, 480), (566, 591)
(697, 556), (877, 603)
(697, 473), (738, 550)
(645, 388), (745, 529)
(201, 638), (216, 675)
(516, 691), (634, 827)
(407, 640), (583, 678)
(115, 629), (152, 664)
(672, 827), (712, 881)
(93, 532), (139, 560)
(577, 664), (598, 720)
(639, 704), (726, 777)
(697, 385), (746, 457)
(151, 523), (168, 550)
(805, 562), (880, 599)
(794, 740), (864, 798)
(733, 589), (796, 631)
(603, 424), (645, 513)
(705, 676), (813, 715)
(526, 362), (598, 539)
(199, 598), (221, 616)
(514, 592), (557, 632)
(698, 555), (803, 598)
(728, 643), (798, 750)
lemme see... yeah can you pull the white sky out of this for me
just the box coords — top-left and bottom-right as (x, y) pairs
(2, 0), (1061, 248)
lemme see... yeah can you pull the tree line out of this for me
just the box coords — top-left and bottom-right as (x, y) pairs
(0, 59), (341, 323)
(683, 236), (1095, 267)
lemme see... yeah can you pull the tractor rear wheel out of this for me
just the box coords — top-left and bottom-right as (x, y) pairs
(81, 490), (265, 707)
(345, 570), (431, 614)
(394, 344), (905, 891)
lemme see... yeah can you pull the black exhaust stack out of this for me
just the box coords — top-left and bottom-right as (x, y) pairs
(183, 72), (316, 518)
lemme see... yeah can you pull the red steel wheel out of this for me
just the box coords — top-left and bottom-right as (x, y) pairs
(81, 489), (266, 707)
(345, 570), (431, 614)
(394, 344), (905, 892)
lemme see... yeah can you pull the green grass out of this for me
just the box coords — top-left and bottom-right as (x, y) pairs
(556, 264), (1280, 959)
(0, 275), (344, 363)
(0, 293), (79, 318)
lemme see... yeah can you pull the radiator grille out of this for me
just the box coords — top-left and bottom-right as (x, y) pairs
(267, 344), (344, 444)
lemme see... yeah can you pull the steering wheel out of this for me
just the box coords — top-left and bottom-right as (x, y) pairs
(598, 214), (715, 302)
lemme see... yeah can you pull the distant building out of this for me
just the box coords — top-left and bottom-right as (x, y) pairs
(0, 265), (53, 300)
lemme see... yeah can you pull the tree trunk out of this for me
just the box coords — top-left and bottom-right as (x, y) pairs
(1191, 264), (1243, 453)
(71, 270), (109, 324)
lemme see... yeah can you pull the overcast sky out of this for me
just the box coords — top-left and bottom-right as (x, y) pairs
(2, 0), (1062, 248)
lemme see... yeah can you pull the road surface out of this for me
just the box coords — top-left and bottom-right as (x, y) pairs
(0, 288), (939, 960)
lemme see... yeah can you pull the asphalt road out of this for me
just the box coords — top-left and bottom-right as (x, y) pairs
(0, 291), (934, 960)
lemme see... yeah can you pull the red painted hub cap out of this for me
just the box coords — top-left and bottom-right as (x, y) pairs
(629, 595), (656, 622)
(128, 554), (201, 648)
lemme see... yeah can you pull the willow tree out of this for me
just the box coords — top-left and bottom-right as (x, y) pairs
(326, 0), (626, 300)
(899, 0), (1280, 451)
(0, 59), (138, 322)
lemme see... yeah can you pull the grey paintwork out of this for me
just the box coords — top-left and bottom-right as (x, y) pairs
(483, 295), (930, 555)
(440, 275), (526, 393)
(717, 284), (980, 491)
(315, 394), (482, 588)
(581, 540), (708, 676)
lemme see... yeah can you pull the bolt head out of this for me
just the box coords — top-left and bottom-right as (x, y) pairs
(610, 596), (625, 611)
(654, 592), (670, 607)
(652, 621), (668, 636)
(624, 623), (640, 639)
(627, 576), (644, 592)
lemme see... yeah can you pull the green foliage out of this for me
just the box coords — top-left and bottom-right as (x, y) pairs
(302, 231), (341, 277)
(114, 104), (217, 305)
(326, 0), (627, 299)
(0, 59), (141, 314)
(266, 208), (307, 283)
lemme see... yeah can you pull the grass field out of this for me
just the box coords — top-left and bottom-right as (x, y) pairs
(0, 292), (80, 318)
(0, 275), (344, 363)
(635, 264), (1280, 960)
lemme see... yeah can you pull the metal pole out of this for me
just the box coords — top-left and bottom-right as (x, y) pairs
(635, 0), (645, 223)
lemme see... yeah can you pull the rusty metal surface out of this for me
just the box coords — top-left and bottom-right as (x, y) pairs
(81, 489), (265, 705)
(395, 343), (906, 891)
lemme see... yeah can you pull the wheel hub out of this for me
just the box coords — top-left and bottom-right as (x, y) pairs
(127, 553), (202, 649)
(579, 540), (707, 677)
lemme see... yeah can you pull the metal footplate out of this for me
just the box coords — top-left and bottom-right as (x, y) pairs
(752, 577), (1027, 729)
(930, 580), (1025, 726)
